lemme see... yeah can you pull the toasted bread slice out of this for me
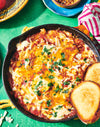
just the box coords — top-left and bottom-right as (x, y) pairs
(70, 81), (100, 124)
(84, 63), (100, 85)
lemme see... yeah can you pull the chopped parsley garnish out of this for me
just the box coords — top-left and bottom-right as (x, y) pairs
(25, 80), (27, 83)
(35, 81), (43, 89)
(25, 58), (29, 62)
(62, 89), (69, 93)
(36, 90), (41, 96)
(56, 105), (63, 110)
(41, 52), (44, 55)
(65, 67), (69, 69)
(31, 87), (34, 90)
(48, 82), (54, 87)
(55, 85), (62, 93)
(20, 63), (22, 66)
(58, 59), (65, 66)
(58, 105), (63, 109)
(63, 81), (70, 85)
(49, 68), (54, 73)
(38, 81), (43, 85)
(40, 76), (43, 79)
(61, 52), (65, 58)
(54, 61), (58, 65)
(47, 100), (51, 107)
(44, 108), (48, 110)
(54, 112), (57, 117)
(43, 46), (49, 53)
(61, 52), (66, 61)
(47, 52), (51, 55)
(54, 66), (57, 69)
(43, 46), (53, 55)
(53, 60), (65, 69)
(25, 98), (29, 104)
(58, 59), (62, 66)
(42, 60), (44, 63)
(76, 77), (81, 82)
(84, 58), (87, 63)
(72, 84), (76, 88)
(49, 113), (53, 115)
(58, 67), (61, 70)
(51, 58), (53, 62)
(48, 75), (54, 79)
(62, 63), (65, 66)
(48, 65), (54, 73)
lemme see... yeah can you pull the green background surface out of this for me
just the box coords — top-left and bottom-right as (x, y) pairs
(0, 0), (99, 127)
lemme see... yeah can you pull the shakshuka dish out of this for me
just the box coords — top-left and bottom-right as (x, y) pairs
(8, 28), (97, 120)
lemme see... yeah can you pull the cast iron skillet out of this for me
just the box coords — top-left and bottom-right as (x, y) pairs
(3, 24), (100, 123)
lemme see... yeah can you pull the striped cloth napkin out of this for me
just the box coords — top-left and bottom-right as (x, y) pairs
(78, 2), (100, 43)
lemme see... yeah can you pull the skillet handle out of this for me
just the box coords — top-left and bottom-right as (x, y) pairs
(8, 38), (17, 51)
(92, 37), (100, 54)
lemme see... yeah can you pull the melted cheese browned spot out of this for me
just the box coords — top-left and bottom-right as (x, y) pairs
(9, 28), (97, 120)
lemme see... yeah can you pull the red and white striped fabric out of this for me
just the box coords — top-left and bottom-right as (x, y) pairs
(78, 2), (100, 43)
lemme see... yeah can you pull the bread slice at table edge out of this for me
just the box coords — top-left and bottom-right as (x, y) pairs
(70, 81), (100, 124)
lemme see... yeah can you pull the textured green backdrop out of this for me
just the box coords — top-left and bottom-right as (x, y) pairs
(0, 0), (99, 126)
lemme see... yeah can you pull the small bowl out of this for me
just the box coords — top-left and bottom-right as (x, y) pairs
(52, 0), (81, 8)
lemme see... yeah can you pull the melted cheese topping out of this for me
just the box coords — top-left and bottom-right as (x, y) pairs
(9, 28), (97, 120)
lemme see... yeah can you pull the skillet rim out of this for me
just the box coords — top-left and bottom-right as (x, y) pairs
(2, 24), (100, 123)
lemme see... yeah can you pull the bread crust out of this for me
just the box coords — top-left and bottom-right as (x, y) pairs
(70, 81), (100, 124)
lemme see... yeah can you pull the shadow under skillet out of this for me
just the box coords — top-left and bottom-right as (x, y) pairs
(63, 118), (100, 127)
(0, 43), (6, 88)
(0, 0), (46, 28)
